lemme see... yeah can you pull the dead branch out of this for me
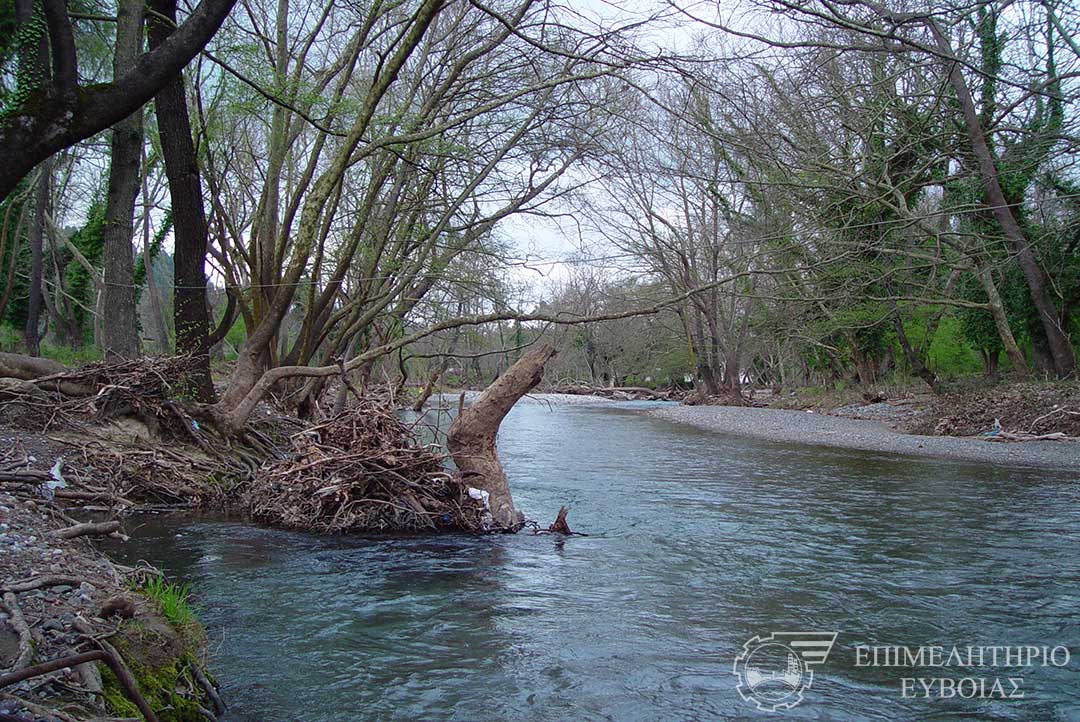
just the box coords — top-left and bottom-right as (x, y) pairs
(1, 575), (84, 593)
(548, 506), (572, 534)
(49, 520), (122, 539)
(0, 593), (32, 671)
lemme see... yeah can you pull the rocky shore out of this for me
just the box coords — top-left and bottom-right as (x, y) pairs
(0, 430), (222, 722)
(649, 405), (1080, 472)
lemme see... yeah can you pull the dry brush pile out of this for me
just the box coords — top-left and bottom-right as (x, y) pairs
(249, 400), (488, 533)
(908, 382), (1080, 439)
(0, 354), (489, 533)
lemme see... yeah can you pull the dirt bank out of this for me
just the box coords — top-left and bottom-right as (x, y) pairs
(649, 405), (1080, 472)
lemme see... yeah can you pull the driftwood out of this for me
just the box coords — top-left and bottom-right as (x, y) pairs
(49, 520), (121, 539)
(448, 344), (557, 531)
(250, 400), (487, 533)
(548, 506), (572, 534)
(550, 384), (671, 401)
(985, 431), (1070, 442)
(1, 575), (83, 594)
(0, 594), (32, 671)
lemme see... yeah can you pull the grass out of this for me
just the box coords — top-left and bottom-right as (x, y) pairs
(0, 323), (103, 365)
(136, 576), (199, 628)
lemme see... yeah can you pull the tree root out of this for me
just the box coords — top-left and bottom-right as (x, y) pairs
(191, 663), (225, 716)
(0, 593), (33, 671)
(0, 646), (159, 722)
(0, 692), (82, 722)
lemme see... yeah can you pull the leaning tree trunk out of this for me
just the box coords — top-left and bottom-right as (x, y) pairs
(447, 344), (556, 532)
(932, 23), (1076, 378)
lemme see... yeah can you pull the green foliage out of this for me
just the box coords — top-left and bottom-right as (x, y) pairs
(927, 316), (982, 376)
(135, 576), (199, 629)
(0, 0), (47, 118)
(224, 314), (246, 353)
(38, 340), (103, 365)
(63, 199), (107, 342)
(134, 209), (172, 288)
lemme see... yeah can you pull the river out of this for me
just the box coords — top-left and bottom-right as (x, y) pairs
(106, 398), (1080, 721)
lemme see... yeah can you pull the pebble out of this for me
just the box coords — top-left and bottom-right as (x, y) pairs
(52, 585), (72, 594)
(42, 619), (64, 633)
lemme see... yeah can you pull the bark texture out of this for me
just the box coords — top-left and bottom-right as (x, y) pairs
(149, 0), (215, 401)
(447, 344), (557, 532)
(100, 0), (145, 359)
(23, 164), (49, 356)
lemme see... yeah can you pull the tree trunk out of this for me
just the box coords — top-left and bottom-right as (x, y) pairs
(100, 0), (145, 359)
(0, 202), (27, 323)
(973, 259), (1028, 379)
(149, 0), (215, 401)
(932, 24), (1076, 378)
(0, 0), (239, 204)
(141, 174), (171, 353)
(892, 313), (937, 389)
(447, 344), (556, 532)
(981, 348), (999, 378)
(412, 369), (442, 412)
(23, 162), (49, 356)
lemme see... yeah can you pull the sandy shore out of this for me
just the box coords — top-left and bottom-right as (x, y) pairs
(649, 405), (1080, 472)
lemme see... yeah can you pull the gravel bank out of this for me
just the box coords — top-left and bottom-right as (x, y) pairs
(649, 405), (1080, 472)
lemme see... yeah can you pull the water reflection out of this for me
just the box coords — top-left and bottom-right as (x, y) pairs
(105, 400), (1080, 721)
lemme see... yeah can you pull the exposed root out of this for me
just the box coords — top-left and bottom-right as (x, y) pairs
(1, 575), (84, 594)
(0, 648), (159, 722)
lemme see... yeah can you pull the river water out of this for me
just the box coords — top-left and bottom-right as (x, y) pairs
(106, 399), (1080, 721)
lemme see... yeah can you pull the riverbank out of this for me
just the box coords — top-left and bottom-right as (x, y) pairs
(0, 429), (224, 721)
(649, 405), (1080, 471)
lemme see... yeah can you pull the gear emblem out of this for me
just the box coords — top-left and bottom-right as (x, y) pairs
(733, 632), (838, 712)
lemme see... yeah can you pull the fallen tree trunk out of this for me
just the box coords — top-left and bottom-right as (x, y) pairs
(0, 352), (93, 396)
(550, 384), (669, 400)
(0, 352), (65, 380)
(49, 520), (121, 539)
(447, 344), (557, 532)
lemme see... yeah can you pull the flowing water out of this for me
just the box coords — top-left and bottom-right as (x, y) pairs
(107, 399), (1080, 721)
